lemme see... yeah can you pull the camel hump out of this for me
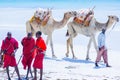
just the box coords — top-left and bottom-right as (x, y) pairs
(29, 8), (52, 26)
(73, 17), (83, 24)
(73, 9), (94, 27)
(29, 15), (50, 26)
(29, 16), (42, 24)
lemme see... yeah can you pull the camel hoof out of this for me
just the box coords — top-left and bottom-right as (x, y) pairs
(73, 56), (77, 59)
(52, 55), (57, 58)
(86, 57), (91, 60)
(66, 53), (69, 57)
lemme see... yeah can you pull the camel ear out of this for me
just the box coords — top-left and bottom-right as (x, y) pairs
(108, 16), (110, 18)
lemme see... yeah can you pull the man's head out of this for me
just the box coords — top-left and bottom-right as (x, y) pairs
(7, 32), (12, 39)
(102, 29), (106, 34)
(36, 31), (42, 38)
(27, 33), (32, 39)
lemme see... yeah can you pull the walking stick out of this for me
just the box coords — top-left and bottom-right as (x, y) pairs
(11, 55), (22, 77)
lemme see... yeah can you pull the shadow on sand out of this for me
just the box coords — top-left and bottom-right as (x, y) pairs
(44, 56), (94, 64)
(44, 56), (62, 62)
(62, 57), (94, 64)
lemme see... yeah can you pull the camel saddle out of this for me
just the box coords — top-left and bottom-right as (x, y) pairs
(74, 9), (94, 27)
(74, 15), (93, 27)
(41, 15), (50, 26)
(29, 16), (49, 26)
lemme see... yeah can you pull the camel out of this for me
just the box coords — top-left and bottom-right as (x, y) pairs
(26, 10), (77, 57)
(65, 15), (119, 59)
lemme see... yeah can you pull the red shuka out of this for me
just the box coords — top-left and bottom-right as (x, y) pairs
(21, 37), (35, 69)
(1, 37), (18, 68)
(33, 37), (47, 69)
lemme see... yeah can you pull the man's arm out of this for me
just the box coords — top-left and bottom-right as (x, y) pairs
(12, 39), (19, 56)
(11, 48), (18, 56)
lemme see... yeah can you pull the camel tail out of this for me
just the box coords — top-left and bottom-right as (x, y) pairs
(66, 30), (69, 36)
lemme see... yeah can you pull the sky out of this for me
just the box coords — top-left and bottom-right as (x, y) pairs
(0, 0), (120, 9)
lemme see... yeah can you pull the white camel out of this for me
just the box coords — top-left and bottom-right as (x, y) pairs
(65, 15), (119, 59)
(26, 10), (77, 57)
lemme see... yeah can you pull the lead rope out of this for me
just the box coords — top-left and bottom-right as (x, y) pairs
(106, 22), (117, 50)
(107, 22), (117, 36)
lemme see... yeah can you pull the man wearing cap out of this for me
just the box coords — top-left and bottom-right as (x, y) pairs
(33, 31), (47, 80)
(21, 33), (35, 79)
(95, 29), (111, 67)
(0, 32), (21, 80)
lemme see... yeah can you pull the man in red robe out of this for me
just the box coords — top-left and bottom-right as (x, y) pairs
(21, 33), (35, 79)
(0, 32), (21, 80)
(33, 31), (47, 80)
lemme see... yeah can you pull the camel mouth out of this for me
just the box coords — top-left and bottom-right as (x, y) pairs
(117, 18), (119, 22)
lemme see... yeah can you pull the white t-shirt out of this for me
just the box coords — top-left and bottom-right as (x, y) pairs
(98, 32), (106, 49)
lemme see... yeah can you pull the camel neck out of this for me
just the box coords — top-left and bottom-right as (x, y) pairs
(54, 14), (70, 29)
(106, 18), (110, 28)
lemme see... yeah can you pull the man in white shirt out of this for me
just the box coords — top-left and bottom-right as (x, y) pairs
(95, 29), (111, 67)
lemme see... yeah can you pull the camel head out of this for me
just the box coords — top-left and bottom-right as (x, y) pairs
(108, 15), (119, 23)
(106, 15), (119, 29)
(64, 11), (77, 19)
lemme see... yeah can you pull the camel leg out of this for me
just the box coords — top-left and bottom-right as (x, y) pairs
(49, 35), (56, 58)
(66, 23), (77, 59)
(92, 35), (99, 54)
(66, 33), (77, 59)
(26, 21), (36, 36)
(66, 38), (70, 57)
(86, 37), (92, 60)
(69, 37), (77, 59)
(46, 36), (50, 45)
(45, 35), (51, 56)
